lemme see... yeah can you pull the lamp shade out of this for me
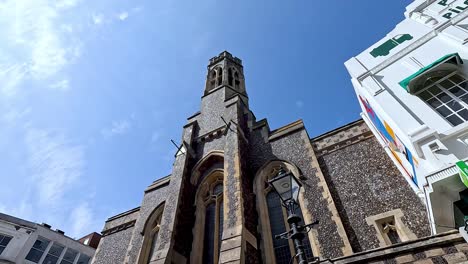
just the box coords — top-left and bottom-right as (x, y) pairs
(268, 167), (302, 205)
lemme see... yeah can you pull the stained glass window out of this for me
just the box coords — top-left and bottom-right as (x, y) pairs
(203, 203), (216, 264)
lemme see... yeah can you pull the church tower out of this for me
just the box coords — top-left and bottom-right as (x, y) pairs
(93, 52), (430, 264)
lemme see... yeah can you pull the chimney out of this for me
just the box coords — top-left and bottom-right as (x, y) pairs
(42, 223), (51, 229)
(56, 229), (65, 235)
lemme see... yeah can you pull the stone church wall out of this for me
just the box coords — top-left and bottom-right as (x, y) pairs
(312, 120), (431, 253)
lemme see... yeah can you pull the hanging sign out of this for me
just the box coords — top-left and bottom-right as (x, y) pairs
(457, 160), (468, 187)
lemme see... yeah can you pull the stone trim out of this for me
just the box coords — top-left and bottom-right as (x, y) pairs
(190, 150), (224, 185)
(102, 220), (136, 237)
(106, 207), (141, 222)
(145, 176), (171, 193)
(268, 119), (304, 142)
(301, 131), (354, 257)
(366, 209), (417, 247)
(195, 125), (227, 143)
(320, 231), (464, 264)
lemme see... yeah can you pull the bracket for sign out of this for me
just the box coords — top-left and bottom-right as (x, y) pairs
(220, 116), (248, 143)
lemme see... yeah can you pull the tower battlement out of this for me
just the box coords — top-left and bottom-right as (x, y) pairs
(209, 51), (242, 66)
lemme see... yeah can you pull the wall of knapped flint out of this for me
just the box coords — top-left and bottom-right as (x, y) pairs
(197, 89), (226, 136)
(123, 184), (170, 263)
(93, 227), (134, 264)
(247, 127), (345, 259)
(318, 137), (430, 252)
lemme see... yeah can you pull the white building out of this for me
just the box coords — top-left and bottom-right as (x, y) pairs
(0, 213), (95, 264)
(345, 0), (468, 235)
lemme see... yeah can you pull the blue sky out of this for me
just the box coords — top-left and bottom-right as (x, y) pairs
(0, 0), (411, 238)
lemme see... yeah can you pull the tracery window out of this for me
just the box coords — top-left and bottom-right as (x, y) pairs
(203, 183), (223, 264)
(255, 162), (316, 264)
(416, 72), (468, 126)
(139, 203), (164, 264)
(192, 170), (224, 264)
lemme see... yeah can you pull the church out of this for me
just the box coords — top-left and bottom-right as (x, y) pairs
(91, 52), (466, 264)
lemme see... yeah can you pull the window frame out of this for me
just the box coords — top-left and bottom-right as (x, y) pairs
(42, 242), (65, 264)
(138, 202), (165, 264)
(25, 237), (51, 263)
(254, 162), (319, 264)
(0, 233), (13, 255)
(415, 71), (468, 126)
(191, 170), (224, 264)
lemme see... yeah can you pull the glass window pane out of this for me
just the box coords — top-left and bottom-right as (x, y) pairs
(218, 201), (223, 256)
(213, 184), (223, 196)
(33, 238), (50, 251)
(437, 92), (451, 103)
(427, 98), (442, 108)
(419, 91), (432, 101)
(266, 191), (292, 264)
(147, 230), (159, 264)
(458, 109), (468, 121)
(61, 249), (78, 264)
(428, 86), (442, 95)
(452, 74), (464, 84)
(0, 236), (11, 246)
(48, 244), (64, 257)
(436, 106), (452, 117)
(202, 203), (216, 264)
(459, 81), (468, 91)
(447, 101), (463, 112)
(439, 79), (454, 89)
(25, 248), (44, 263)
(449, 87), (466, 97)
(447, 114), (464, 126)
(43, 254), (59, 264)
(461, 94), (468, 104)
(77, 254), (91, 264)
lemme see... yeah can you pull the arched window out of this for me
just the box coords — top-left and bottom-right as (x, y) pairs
(191, 170), (224, 264)
(254, 162), (317, 264)
(139, 203), (164, 264)
(228, 68), (233, 86)
(234, 72), (240, 89)
(210, 70), (217, 89)
(217, 68), (223, 86)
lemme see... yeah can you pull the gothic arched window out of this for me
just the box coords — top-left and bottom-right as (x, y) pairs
(254, 162), (317, 264)
(210, 70), (217, 89)
(217, 68), (223, 86)
(234, 72), (240, 89)
(191, 170), (224, 264)
(228, 68), (233, 86)
(139, 203), (164, 264)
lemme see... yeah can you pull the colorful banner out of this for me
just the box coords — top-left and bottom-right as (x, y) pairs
(359, 95), (418, 185)
(457, 160), (468, 188)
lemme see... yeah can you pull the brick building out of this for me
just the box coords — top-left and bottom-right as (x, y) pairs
(92, 52), (437, 264)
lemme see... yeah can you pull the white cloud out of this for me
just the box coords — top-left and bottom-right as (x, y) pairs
(118, 12), (129, 21)
(70, 202), (93, 237)
(296, 100), (304, 108)
(49, 79), (70, 91)
(92, 13), (104, 25)
(2, 107), (31, 124)
(0, 0), (82, 96)
(101, 120), (132, 138)
(25, 128), (85, 205)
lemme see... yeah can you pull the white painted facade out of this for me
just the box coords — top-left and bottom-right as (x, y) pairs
(345, 0), (468, 235)
(0, 213), (95, 264)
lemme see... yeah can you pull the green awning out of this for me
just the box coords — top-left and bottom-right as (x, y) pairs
(399, 53), (463, 93)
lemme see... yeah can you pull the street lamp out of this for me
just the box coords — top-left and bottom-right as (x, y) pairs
(268, 167), (319, 264)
